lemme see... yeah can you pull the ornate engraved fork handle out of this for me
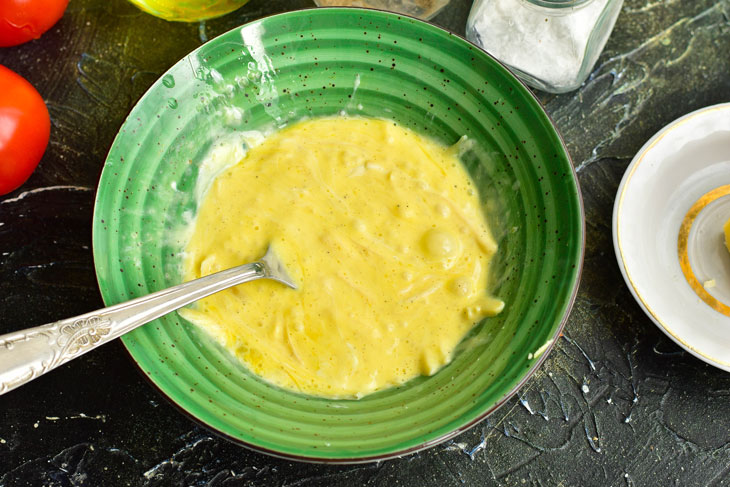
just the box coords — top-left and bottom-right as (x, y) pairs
(0, 248), (296, 396)
(0, 314), (114, 394)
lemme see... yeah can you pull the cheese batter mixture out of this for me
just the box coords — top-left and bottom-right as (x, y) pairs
(179, 117), (504, 398)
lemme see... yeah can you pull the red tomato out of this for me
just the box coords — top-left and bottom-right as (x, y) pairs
(0, 0), (69, 47)
(0, 65), (50, 195)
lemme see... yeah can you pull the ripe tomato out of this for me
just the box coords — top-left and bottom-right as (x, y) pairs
(0, 65), (50, 195)
(0, 0), (69, 47)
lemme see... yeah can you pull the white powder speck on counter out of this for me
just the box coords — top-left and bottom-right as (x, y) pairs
(466, 0), (621, 91)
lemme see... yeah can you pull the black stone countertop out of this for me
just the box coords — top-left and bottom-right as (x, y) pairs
(1, 0), (729, 485)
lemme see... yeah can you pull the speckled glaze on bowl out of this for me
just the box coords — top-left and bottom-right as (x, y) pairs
(92, 8), (583, 462)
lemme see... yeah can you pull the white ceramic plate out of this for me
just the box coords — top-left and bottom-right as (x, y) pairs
(613, 103), (730, 371)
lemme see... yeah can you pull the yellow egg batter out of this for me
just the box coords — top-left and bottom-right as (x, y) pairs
(179, 117), (504, 398)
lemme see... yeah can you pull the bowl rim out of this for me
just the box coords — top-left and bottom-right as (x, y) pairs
(92, 5), (585, 464)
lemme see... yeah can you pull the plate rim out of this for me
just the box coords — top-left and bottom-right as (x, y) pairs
(612, 102), (730, 372)
(92, 5), (585, 463)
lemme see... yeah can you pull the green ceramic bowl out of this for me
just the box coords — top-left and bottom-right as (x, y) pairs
(92, 8), (583, 462)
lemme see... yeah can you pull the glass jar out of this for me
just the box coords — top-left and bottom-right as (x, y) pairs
(313, 0), (451, 21)
(466, 0), (624, 93)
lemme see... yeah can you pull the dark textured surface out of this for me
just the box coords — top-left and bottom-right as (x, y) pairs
(1, 0), (729, 485)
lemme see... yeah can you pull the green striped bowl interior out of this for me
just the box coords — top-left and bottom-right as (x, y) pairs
(92, 8), (583, 462)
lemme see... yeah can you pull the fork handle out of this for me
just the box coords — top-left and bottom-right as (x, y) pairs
(0, 261), (266, 395)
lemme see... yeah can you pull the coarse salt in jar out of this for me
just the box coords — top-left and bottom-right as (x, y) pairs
(466, 0), (624, 93)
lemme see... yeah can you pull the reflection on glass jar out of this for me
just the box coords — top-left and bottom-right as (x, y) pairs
(466, 0), (624, 93)
(127, 0), (250, 22)
(313, 0), (451, 21)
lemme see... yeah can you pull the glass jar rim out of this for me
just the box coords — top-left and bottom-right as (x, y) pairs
(523, 0), (593, 8)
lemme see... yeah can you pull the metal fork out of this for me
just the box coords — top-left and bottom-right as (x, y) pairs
(0, 247), (296, 395)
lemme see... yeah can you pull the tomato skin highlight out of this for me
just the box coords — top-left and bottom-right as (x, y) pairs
(0, 0), (70, 47)
(0, 65), (51, 195)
